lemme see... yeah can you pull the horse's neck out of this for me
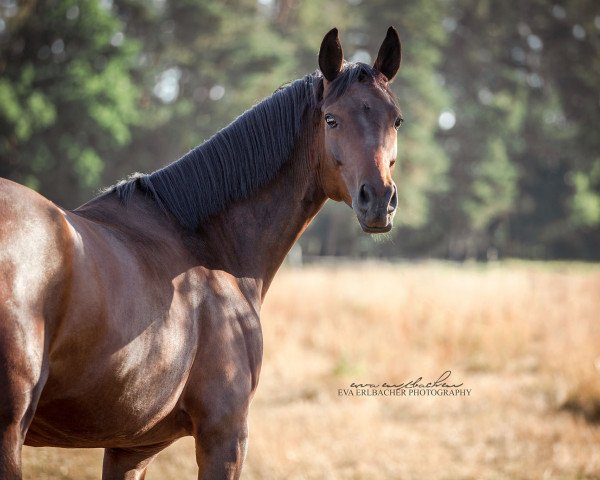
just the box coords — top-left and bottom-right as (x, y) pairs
(201, 117), (327, 301)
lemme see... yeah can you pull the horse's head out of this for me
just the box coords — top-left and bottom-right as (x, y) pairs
(317, 27), (402, 234)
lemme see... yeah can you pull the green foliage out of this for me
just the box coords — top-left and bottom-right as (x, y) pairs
(571, 166), (600, 227)
(0, 0), (140, 207)
(464, 138), (517, 231)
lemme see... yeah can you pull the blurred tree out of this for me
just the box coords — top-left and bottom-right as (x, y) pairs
(401, 0), (600, 260)
(508, 0), (600, 259)
(419, 0), (527, 260)
(0, 0), (140, 207)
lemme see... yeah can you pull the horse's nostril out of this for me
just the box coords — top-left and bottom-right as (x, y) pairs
(358, 184), (370, 208)
(389, 185), (398, 212)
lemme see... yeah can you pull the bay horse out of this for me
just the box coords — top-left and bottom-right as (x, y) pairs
(0, 27), (402, 479)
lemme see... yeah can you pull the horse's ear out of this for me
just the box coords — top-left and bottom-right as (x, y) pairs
(373, 26), (401, 81)
(319, 27), (344, 82)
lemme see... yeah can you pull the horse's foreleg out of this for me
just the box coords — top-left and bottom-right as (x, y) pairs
(0, 315), (47, 480)
(0, 401), (25, 480)
(102, 447), (162, 480)
(194, 417), (249, 480)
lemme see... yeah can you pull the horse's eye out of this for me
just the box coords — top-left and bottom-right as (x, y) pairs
(325, 114), (338, 128)
(394, 116), (404, 130)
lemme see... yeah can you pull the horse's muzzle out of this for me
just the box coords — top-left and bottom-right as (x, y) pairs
(353, 182), (397, 234)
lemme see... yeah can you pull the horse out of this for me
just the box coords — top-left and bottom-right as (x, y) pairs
(0, 27), (402, 479)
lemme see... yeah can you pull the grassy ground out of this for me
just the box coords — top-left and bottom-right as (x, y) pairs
(22, 261), (600, 479)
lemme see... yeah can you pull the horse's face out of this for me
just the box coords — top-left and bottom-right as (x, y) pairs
(318, 27), (402, 233)
(320, 79), (401, 233)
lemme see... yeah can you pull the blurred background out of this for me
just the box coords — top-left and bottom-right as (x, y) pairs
(2, 1), (600, 479)
(1, 0), (599, 261)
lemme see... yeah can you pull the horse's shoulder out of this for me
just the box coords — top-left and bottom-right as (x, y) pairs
(0, 177), (71, 252)
(0, 178), (73, 318)
(0, 177), (61, 217)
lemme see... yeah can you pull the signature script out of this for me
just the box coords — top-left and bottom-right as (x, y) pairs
(350, 370), (464, 389)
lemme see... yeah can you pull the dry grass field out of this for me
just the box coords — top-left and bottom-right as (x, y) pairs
(22, 261), (600, 479)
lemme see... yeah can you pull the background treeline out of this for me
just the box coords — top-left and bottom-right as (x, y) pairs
(1, 0), (598, 260)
